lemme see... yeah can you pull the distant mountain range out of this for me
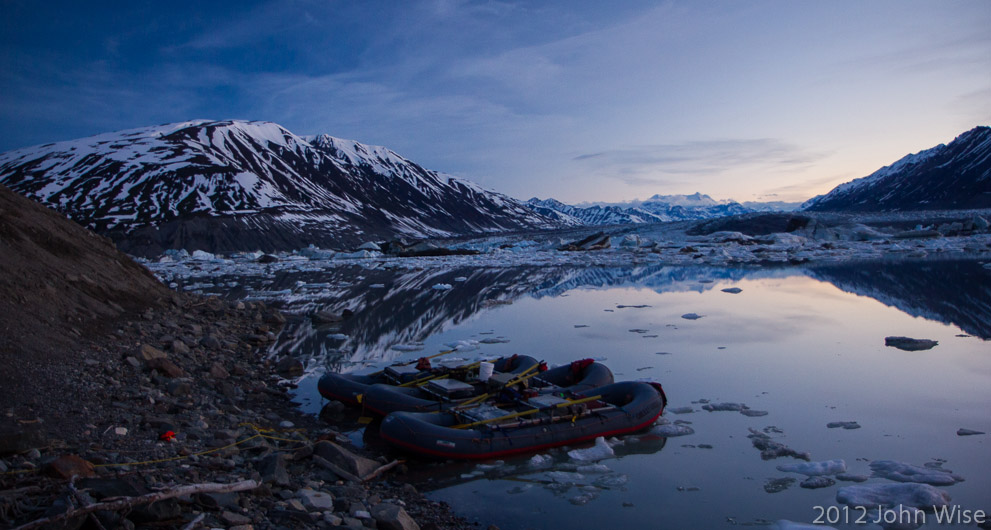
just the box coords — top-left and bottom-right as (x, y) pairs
(528, 192), (797, 226)
(2, 119), (986, 256)
(0, 120), (558, 255)
(803, 126), (991, 212)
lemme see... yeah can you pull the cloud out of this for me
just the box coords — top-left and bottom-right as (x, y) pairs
(572, 139), (830, 186)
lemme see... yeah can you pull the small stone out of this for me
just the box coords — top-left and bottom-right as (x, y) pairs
(287, 499), (306, 512)
(957, 428), (985, 436)
(279, 420), (295, 429)
(200, 335), (222, 350)
(371, 503), (420, 530)
(229, 526), (254, 530)
(209, 362), (230, 379)
(276, 357), (304, 376)
(125, 356), (141, 368)
(26, 448), (41, 459)
(139, 344), (167, 362)
(170, 339), (191, 355)
(258, 454), (291, 487)
(354, 510), (371, 519)
(221, 511), (252, 525)
(45, 454), (96, 479)
(297, 488), (335, 511)
(324, 512), (344, 525)
(114, 427), (128, 436)
(681, 313), (703, 320)
(167, 380), (191, 396)
(147, 357), (184, 378)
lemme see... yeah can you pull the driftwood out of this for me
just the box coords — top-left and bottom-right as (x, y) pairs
(14, 479), (259, 530)
(312, 455), (361, 483)
(361, 459), (405, 482)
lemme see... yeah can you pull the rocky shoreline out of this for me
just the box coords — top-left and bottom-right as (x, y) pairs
(0, 291), (479, 529)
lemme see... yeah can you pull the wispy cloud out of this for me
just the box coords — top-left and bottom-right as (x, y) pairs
(573, 139), (829, 185)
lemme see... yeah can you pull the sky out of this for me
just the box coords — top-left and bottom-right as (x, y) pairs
(1, 1), (989, 204)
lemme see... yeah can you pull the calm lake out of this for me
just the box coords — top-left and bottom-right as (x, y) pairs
(192, 259), (991, 529)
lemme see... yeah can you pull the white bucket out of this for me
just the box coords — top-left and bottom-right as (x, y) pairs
(479, 361), (494, 382)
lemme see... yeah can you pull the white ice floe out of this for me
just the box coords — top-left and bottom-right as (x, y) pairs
(191, 249), (216, 261)
(327, 333), (348, 340)
(667, 406), (694, 414)
(836, 483), (951, 509)
(453, 276), (468, 282)
(576, 463), (611, 474)
(869, 460), (964, 485)
(702, 402), (744, 412)
(681, 313), (703, 320)
(777, 459), (847, 476)
(432, 283), (453, 290)
(649, 424), (695, 437)
(528, 454), (553, 469)
(567, 437), (615, 461)
(546, 471), (584, 484)
(444, 340), (480, 352)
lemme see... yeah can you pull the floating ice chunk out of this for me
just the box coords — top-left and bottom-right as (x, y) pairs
(748, 429), (810, 461)
(576, 463), (611, 474)
(702, 402), (743, 412)
(777, 459), (846, 476)
(567, 437), (615, 461)
(650, 424), (695, 437)
(668, 406), (694, 414)
(444, 340), (479, 352)
(800, 476), (835, 489)
(827, 421), (861, 429)
(592, 474), (629, 488)
(453, 276), (468, 282)
(869, 460), (964, 485)
(836, 483), (951, 509)
(191, 250), (216, 260)
(884, 336), (937, 351)
(956, 428), (984, 436)
(528, 454), (553, 469)
(568, 491), (599, 505)
(681, 313), (704, 320)
(475, 461), (504, 471)
(369, 283), (385, 288)
(479, 337), (510, 344)
(836, 473), (869, 482)
(772, 520), (836, 530)
(546, 471), (584, 483)
(721, 287), (743, 294)
(740, 409), (769, 417)
(327, 333), (348, 340)
(390, 344), (424, 352)
(764, 477), (795, 493)
(432, 283), (453, 290)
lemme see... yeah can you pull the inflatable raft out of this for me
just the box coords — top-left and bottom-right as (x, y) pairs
(363, 359), (614, 415)
(379, 381), (667, 460)
(317, 354), (538, 407)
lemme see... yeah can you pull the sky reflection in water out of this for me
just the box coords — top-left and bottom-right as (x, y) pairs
(275, 261), (990, 529)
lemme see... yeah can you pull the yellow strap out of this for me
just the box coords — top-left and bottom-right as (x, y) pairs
(452, 395), (602, 430)
(370, 348), (457, 376)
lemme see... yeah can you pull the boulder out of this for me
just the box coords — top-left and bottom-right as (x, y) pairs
(313, 440), (379, 478)
(258, 453), (291, 487)
(884, 336), (938, 351)
(275, 357), (304, 377)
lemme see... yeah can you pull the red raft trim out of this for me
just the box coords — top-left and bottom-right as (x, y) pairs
(379, 408), (664, 460)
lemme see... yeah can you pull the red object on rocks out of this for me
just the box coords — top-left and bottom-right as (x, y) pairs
(160, 430), (176, 442)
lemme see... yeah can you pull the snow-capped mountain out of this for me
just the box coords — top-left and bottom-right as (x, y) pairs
(528, 192), (755, 226)
(0, 120), (559, 255)
(803, 126), (991, 212)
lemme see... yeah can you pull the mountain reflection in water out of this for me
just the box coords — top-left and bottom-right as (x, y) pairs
(221, 259), (990, 374)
